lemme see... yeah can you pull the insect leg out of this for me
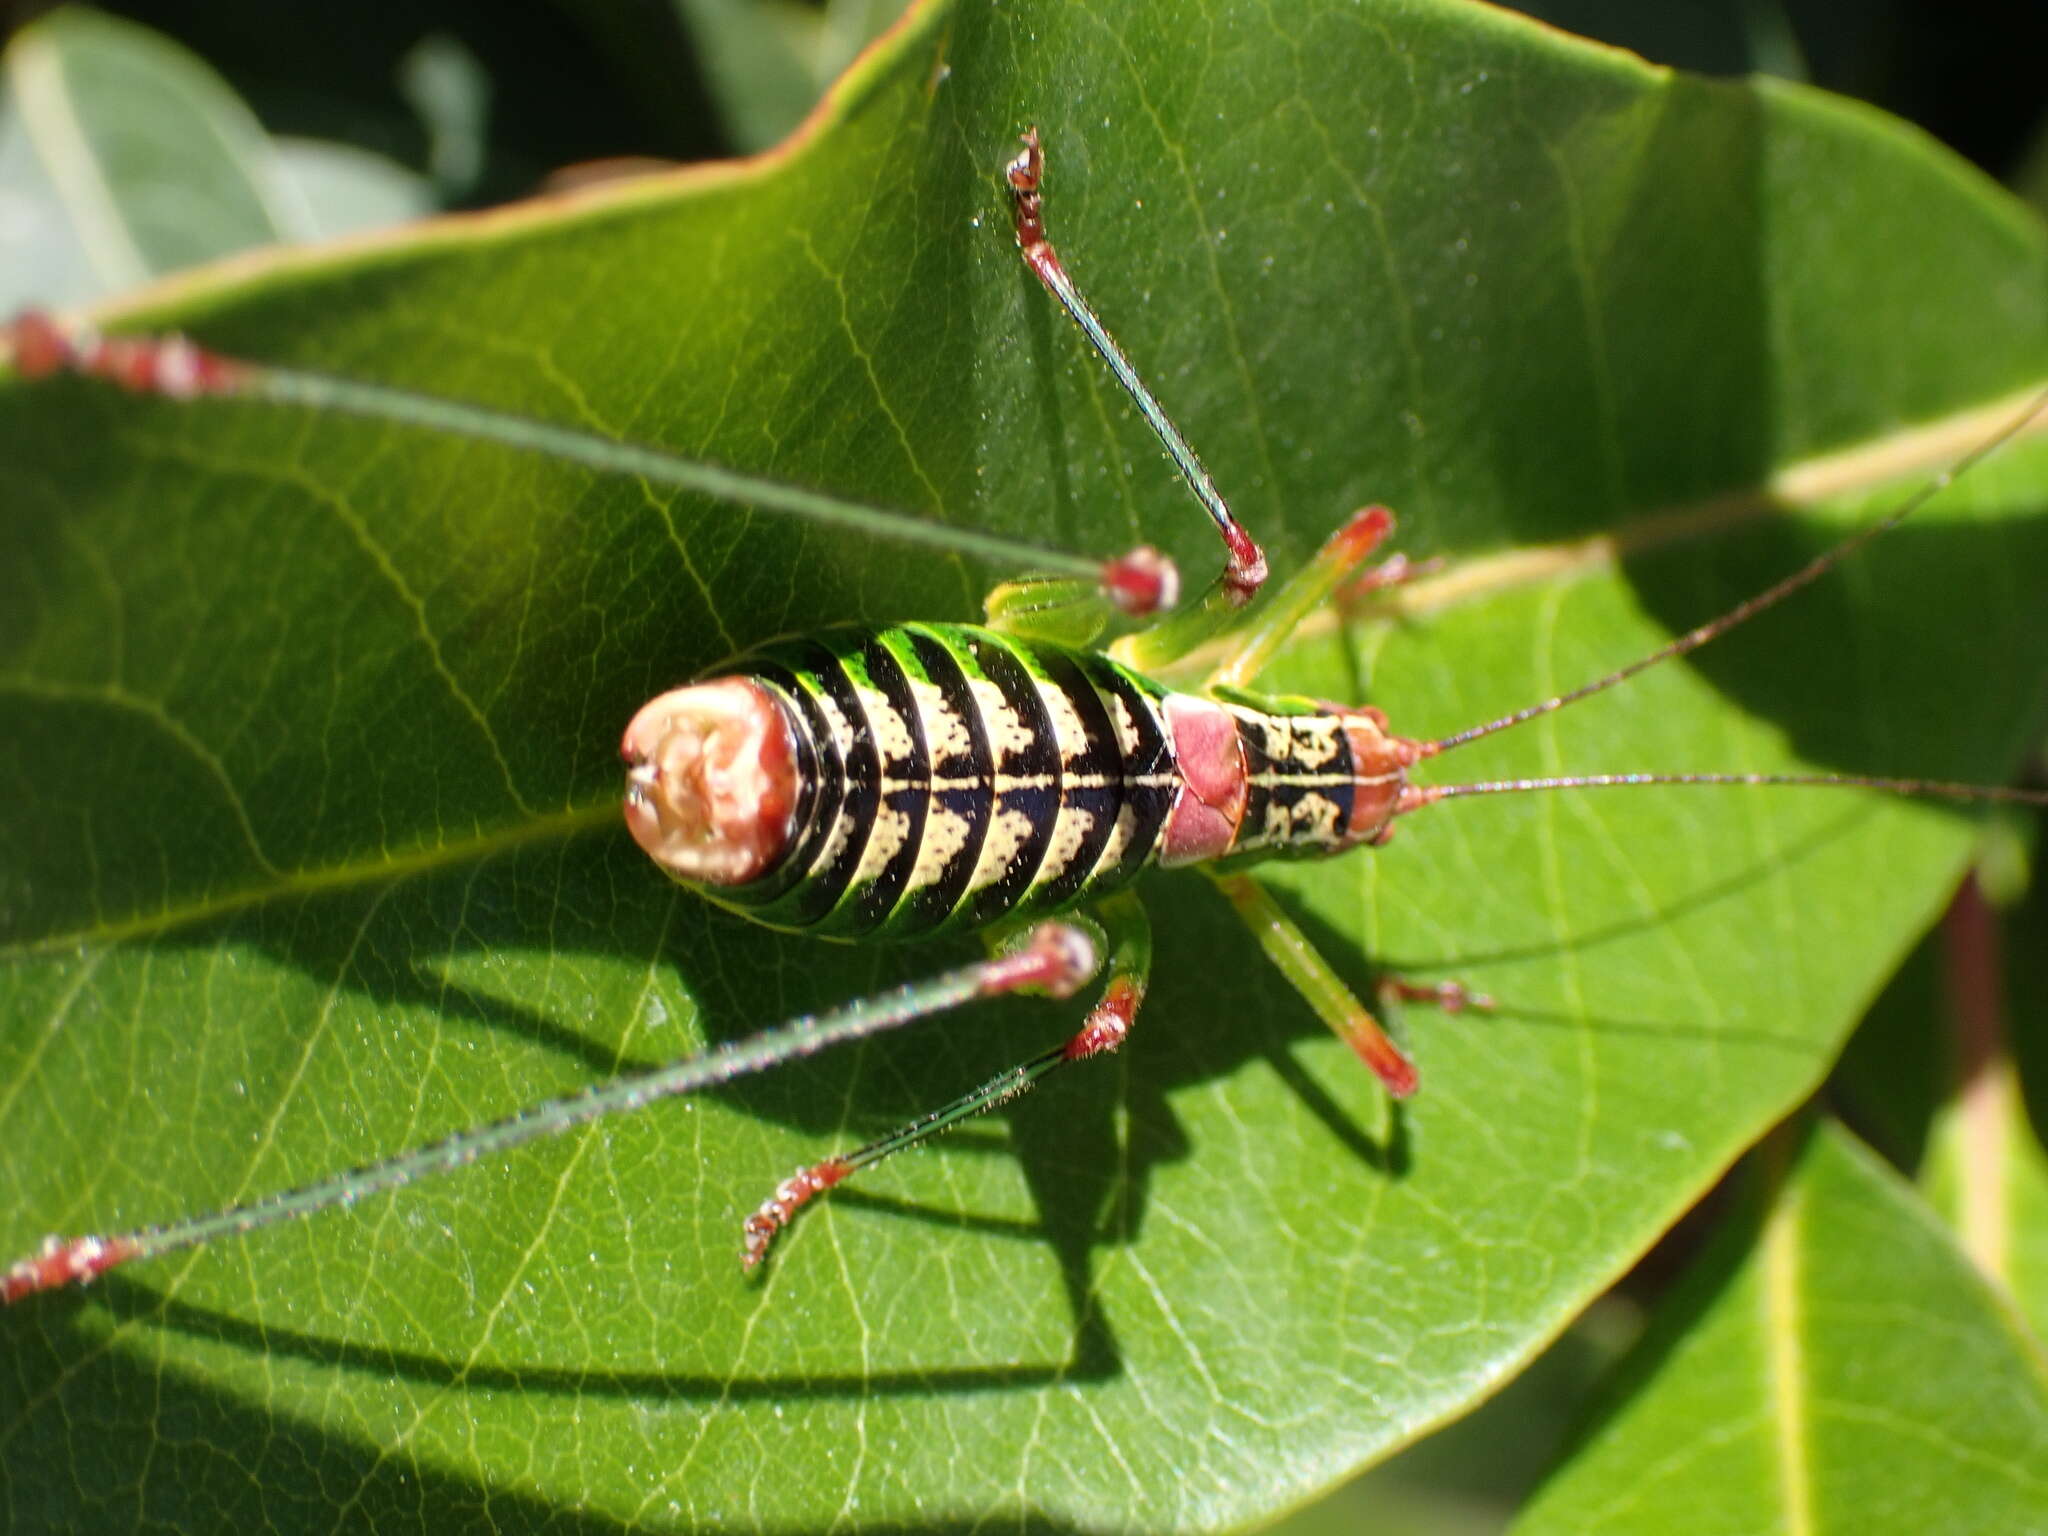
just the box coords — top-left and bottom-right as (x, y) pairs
(2, 922), (1099, 1304)
(1007, 128), (1267, 647)
(981, 556), (1179, 649)
(743, 891), (1153, 1270)
(0, 312), (1130, 594)
(1379, 977), (1493, 1014)
(1210, 873), (1420, 1098)
(1186, 505), (1401, 690)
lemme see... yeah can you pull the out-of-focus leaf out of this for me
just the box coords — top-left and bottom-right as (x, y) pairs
(1918, 862), (2048, 1345)
(668, 0), (830, 152)
(1833, 854), (2048, 1349)
(0, 7), (306, 303)
(1516, 1122), (2048, 1533)
(270, 138), (433, 241)
(1927, 1056), (2048, 1347)
(664, 0), (913, 153)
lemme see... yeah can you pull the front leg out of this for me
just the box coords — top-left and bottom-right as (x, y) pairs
(1006, 127), (1270, 660)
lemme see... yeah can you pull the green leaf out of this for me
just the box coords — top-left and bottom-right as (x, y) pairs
(1515, 1121), (2048, 1533)
(2, 0), (2046, 1529)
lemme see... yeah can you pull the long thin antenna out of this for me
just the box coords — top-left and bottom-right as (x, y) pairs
(1407, 772), (2048, 811)
(1425, 386), (2048, 756)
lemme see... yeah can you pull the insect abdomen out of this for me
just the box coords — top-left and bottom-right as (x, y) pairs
(722, 624), (1184, 938)
(621, 623), (1424, 937)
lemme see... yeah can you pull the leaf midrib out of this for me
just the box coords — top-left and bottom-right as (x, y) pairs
(2, 800), (619, 957)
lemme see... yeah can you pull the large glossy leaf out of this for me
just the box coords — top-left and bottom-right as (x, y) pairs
(1515, 1121), (2048, 1532)
(3, 0), (2046, 1529)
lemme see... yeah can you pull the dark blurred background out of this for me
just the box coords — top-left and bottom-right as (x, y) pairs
(2, 0), (2041, 209)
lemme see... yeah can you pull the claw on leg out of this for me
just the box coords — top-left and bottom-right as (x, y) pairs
(1336, 551), (1448, 609)
(1064, 974), (1141, 1061)
(1379, 976), (1495, 1015)
(743, 1158), (851, 1271)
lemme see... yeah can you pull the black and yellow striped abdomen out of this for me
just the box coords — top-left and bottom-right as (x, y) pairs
(720, 623), (1181, 939)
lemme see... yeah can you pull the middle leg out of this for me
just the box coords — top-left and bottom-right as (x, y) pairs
(742, 891), (1156, 1269)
